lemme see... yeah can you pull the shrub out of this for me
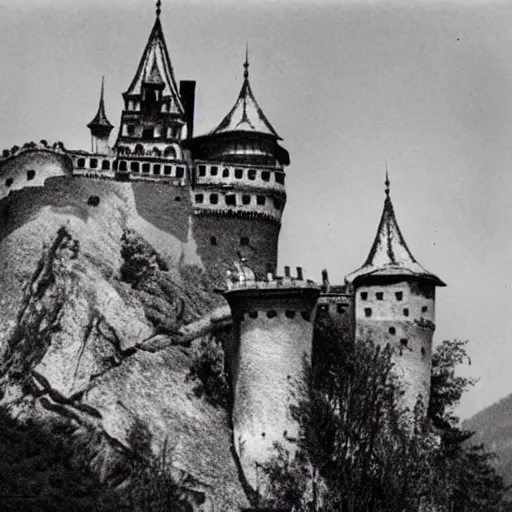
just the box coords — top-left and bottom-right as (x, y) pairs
(187, 334), (231, 409)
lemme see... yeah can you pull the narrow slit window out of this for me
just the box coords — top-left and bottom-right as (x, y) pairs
(403, 308), (409, 317)
(176, 166), (184, 178)
(210, 236), (217, 246)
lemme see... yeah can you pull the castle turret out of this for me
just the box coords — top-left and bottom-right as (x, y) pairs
(345, 175), (445, 413)
(223, 266), (320, 492)
(115, 1), (190, 158)
(186, 49), (289, 278)
(87, 77), (113, 155)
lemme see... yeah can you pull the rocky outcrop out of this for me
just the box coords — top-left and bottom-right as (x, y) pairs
(0, 222), (248, 511)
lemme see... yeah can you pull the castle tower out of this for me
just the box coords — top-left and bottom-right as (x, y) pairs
(186, 49), (290, 278)
(115, 1), (190, 158)
(223, 266), (320, 492)
(87, 77), (114, 155)
(345, 175), (445, 413)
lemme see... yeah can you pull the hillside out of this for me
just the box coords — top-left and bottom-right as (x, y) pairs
(0, 174), (249, 510)
(463, 393), (512, 487)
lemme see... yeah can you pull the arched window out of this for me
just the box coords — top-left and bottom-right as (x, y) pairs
(164, 146), (176, 159)
(152, 147), (161, 157)
(134, 144), (144, 156)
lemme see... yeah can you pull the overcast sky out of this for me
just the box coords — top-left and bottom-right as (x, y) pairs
(1, 0), (511, 420)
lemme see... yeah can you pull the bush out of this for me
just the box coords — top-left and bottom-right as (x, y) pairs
(187, 334), (231, 409)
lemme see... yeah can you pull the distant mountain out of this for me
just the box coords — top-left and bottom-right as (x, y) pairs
(463, 392), (512, 486)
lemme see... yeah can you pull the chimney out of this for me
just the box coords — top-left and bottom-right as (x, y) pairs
(179, 80), (196, 139)
(284, 266), (291, 278)
(322, 269), (329, 292)
(296, 267), (303, 281)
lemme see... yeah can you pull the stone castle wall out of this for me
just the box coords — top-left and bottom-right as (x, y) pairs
(224, 284), (319, 492)
(354, 280), (436, 411)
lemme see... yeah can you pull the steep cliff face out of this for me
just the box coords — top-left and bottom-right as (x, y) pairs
(0, 179), (249, 510)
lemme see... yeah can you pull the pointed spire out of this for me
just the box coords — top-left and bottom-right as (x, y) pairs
(345, 176), (445, 286)
(88, 77), (113, 132)
(209, 47), (281, 139)
(385, 160), (390, 197)
(123, 10), (184, 114)
(244, 43), (249, 79)
(156, 0), (162, 18)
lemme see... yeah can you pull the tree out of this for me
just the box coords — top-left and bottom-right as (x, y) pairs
(257, 314), (510, 512)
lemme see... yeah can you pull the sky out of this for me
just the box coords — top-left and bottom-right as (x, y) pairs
(0, 0), (511, 420)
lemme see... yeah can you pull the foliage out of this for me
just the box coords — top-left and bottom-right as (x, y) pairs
(257, 312), (510, 511)
(0, 407), (121, 512)
(187, 333), (231, 409)
(120, 229), (169, 288)
(123, 421), (191, 512)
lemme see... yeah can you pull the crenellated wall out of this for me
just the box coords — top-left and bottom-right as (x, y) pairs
(223, 275), (320, 493)
(354, 279), (436, 412)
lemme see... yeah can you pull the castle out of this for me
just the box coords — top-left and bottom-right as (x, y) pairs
(0, 1), (444, 495)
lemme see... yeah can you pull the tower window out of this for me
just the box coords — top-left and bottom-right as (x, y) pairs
(210, 193), (218, 204)
(360, 292), (368, 300)
(403, 308), (409, 317)
(5, 178), (13, 187)
(127, 125), (135, 136)
(225, 194), (236, 206)
(261, 171), (270, 182)
(77, 158), (85, 168)
(389, 327), (396, 335)
(275, 173), (285, 184)
(400, 338), (408, 348)
(364, 308), (372, 318)
(176, 166), (184, 178)
(242, 195), (251, 205)
(142, 163), (150, 173)
(248, 169), (256, 180)
(421, 347), (426, 356)
(285, 310), (296, 319)
(240, 237), (249, 246)
(273, 198), (283, 210)
(210, 166), (218, 176)
(195, 194), (204, 204)
(301, 311), (311, 321)
(131, 162), (140, 172)
(249, 311), (258, 319)
(153, 164), (161, 175)
(395, 292), (403, 301)
(26, 170), (36, 181)
(257, 195), (266, 205)
(267, 310), (278, 319)
(223, 168), (229, 177)
(175, 196), (181, 202)
(235, 168), (243, 179)
(337, 303), (345, 314)
(90, 158), (98, 169)
(164, 165), (172, 175)
(142, 128), (154, 139)
(102, 160), (110, 170)
(376, 292), (384, 300)
(422, 306), (428, 313)
(210, 236), (217, 246)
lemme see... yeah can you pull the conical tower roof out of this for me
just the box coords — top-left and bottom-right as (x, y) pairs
(124, 9), (184, 115)
(87, 77), (113, 132)
(346, 175), (445, 286)
(210, 49), (281, 139)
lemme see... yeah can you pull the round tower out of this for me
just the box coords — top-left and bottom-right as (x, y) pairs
(185, 49), (289, 279)
(346, 175), (445, 414)
(223, 266), (320, 492)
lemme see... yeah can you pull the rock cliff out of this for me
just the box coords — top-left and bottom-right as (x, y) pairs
(0, 181), (250, 511)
